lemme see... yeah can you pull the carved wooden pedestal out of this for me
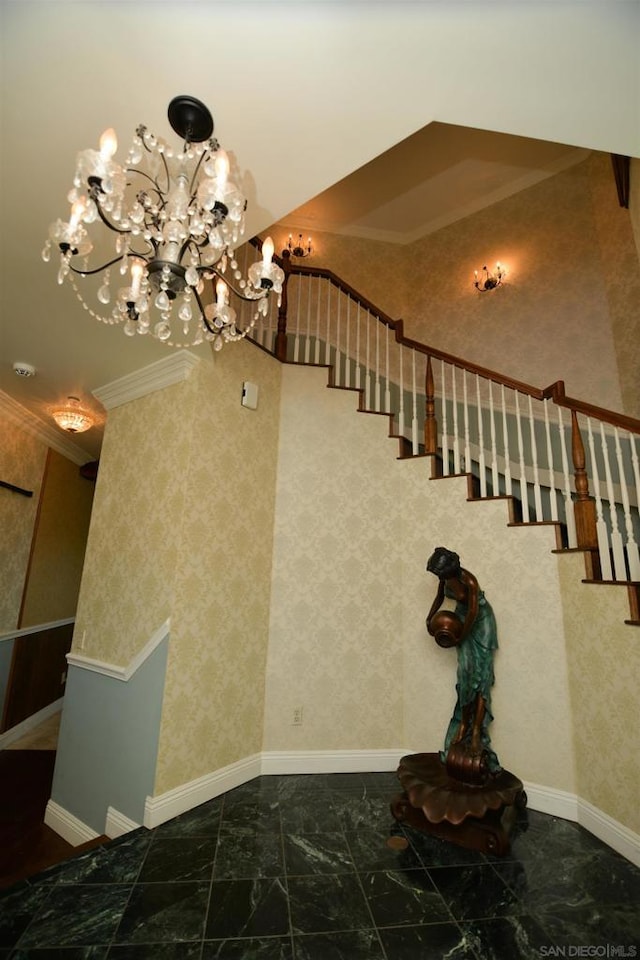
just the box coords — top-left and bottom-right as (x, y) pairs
(391, 752), (527, 857)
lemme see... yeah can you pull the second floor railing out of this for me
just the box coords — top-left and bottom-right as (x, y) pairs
(232, 247), (640, 585)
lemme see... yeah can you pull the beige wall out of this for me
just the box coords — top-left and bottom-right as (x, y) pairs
(558, 552), (640, 836)
(155, 344), (282, 793)
(0, 413), (47, 632)
(20, 450), (95, 628)
(74, 344), (282, 794)
(264, 365), (575, 793)
(276, 151), (640, 419)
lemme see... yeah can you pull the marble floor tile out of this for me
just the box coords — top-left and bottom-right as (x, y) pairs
(2, 773), (639, 960)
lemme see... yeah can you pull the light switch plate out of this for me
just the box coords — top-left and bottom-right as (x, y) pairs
(241, 381), (259, 409)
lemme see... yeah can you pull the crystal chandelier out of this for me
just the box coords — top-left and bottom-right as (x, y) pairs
(43, 96), (284, 351)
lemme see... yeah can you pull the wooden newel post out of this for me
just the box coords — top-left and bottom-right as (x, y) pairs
(424, 355), (438, 455)
(570, 410), (598, 550)
(274, 250), (291, 362)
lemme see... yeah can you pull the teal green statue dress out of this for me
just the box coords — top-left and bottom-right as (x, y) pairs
(442, 585), (501, 773)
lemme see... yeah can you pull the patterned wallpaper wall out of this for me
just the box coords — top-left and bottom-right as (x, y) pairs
(558, 552), (640, 835)
(264, 365), (575, 794)
(0, 413), (47, 632)
(20, 450), (95, 628)
(279, 150), (639, 418)
(154, 344), (282, 794)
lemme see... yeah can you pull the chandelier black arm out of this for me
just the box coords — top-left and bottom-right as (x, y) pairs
(138, 133), (171, 194)
(188, 149), (207, 198)
(192, 285), (218, 336)
(197, 263), (268, 305)
(68, 255), (125, 277)
(90, 196), (133, 237)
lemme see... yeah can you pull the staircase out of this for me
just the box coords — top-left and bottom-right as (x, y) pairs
(239, 247), (640, 627)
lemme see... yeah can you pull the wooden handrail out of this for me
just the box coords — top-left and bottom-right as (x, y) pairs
(280, 258), (640, 436)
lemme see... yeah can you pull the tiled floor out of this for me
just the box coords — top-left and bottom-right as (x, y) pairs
(1, 772), (639, 959)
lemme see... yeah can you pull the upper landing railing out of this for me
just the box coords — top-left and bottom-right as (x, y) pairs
(233, 247), (640, 587)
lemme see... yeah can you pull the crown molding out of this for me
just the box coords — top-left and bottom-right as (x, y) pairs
(0, 390), (92, 466)
(93, 350), (201, 411)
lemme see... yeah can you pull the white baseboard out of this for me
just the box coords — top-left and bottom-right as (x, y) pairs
(522, 780), (579, 821)
(105, 806), (141, 839)
(44, 799), (99, 847)
(578, 796), (640, 868)
(47, 750), (640, 868)
(144, 752), (262, 829)
(0, 697), (63, 749)
(260, 748), (405, 775)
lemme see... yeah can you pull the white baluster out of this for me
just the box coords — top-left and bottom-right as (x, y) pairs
(293, 274), (301, 363)
(528, 395), (543, 521)
(462, 370), (470, 476)
(398, 346), (406, 442)
(543, 399), (559, 522)
(475, 374), (486, 497)
(411, 349), (419, 455)
(367, 312), (375, 410)
(345, 295), (351, 388)
(335, 290), (342, 385)
(355, 302), (362, 391)
(557, 407), (577, 548)
(489, 381), (498, 495)
(514, 392), (530, 522)
(385, 325), (391, 413)
(500, 385), (513, 498)
(325, 282), (331, 367)
(587, 418), (613, 580)
(629, 431), (640, 570)
(314, 276), (321, 365)
(304, 275), (312, 363)
(615, 428), (640, 580)
(375, 320), (381, 412)
(600, 422), (625, 579)
(452, 366), (461, 474)
(441, 360), (449, 477)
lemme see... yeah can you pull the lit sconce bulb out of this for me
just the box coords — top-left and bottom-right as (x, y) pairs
(216, 279), (228, 305)
(99, 127), (118, 159)
(262, 236), (274, 267)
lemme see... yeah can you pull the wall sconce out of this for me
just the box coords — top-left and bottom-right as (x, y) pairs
(474, 262), (505, 292)
(284, 233), (313, 259)
(52, 396), (94, 434)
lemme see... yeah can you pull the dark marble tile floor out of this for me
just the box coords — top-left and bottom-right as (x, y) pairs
(2, 772), (639, 959)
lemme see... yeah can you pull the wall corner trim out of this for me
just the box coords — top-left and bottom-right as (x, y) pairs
(105, 806), (141, 839)
(66, 619), (170, 681)
(93, 350), (201, 410)
(44, 799), (100, 847)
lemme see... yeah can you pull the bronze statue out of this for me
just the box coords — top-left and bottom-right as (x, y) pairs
(426, 546), (500, 783)
(390, 547), (526, 856)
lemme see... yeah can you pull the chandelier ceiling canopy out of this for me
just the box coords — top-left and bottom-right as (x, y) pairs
(43, 96), (284, 351)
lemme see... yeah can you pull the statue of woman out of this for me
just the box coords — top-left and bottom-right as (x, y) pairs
(426, 547), (501, 777)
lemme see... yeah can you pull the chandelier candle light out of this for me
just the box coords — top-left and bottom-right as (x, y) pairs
(43, 96), (284, 351)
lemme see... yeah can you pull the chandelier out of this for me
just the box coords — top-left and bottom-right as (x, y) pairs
(474, 262), (505, 292)
(52, 397), (94, 434)
(43, 96), (284, 351)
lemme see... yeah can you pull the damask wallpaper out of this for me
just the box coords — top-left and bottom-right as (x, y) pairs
(264, 365), (575, 793)
(0, 413), (47, 632)
(280, 150), (639, 418)
(558, 552), (640, 835)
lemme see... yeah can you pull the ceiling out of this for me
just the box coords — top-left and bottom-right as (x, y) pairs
(1, 3), (638, 464)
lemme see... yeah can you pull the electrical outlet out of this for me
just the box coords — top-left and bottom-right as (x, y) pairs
(292, 706), (303, 726)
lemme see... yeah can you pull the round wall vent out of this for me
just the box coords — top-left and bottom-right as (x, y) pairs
(13, 362), (36, 378)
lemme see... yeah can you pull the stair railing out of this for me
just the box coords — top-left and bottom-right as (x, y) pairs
(235, 246), (640, 585)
